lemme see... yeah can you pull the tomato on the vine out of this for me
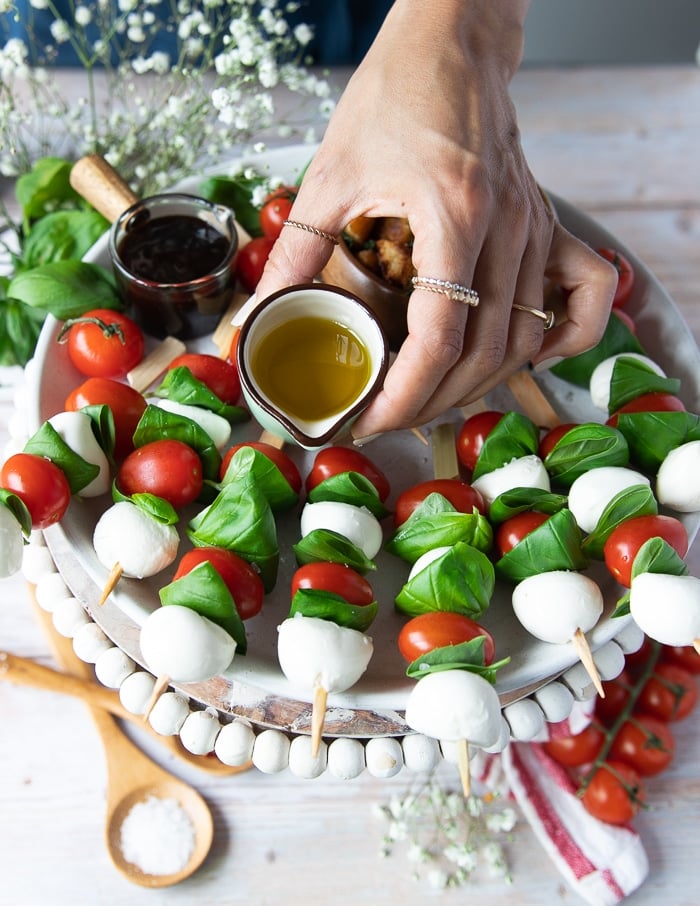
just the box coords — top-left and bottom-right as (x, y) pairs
(0, 452), (71, 530)
(538, 422), (579, 459)
(397, 612), (495, 664)
(305, 446), (390, 502)
(495, 511), (550, 557)
(394, 478), (486, 526)
(636, 662), (698, 722)
(60, 308), (145, 379)
(542, 723), (606, 767)
(660, 645), (700, 675)
(220, 442), (302, 493)
(603, 514), (688, 587)
(291, 561), (374, 608)
(65, 377), (147, 461)
(580, 760), (645, 825)
(168, 352), (240, 404)
(260, 186), (297, 240)
(596, 247), (635, 308)
(456, 410), (503, 472)
(173, 547), (264, 620)
(608, 714), (675, 776)
(606, 391), (685, 428)
(236, 236), (275, 292)
(117, 439), (203, 508)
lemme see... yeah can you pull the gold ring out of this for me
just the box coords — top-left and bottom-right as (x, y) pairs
(411, 276), (480, 307)
(282, 220), (338, 244)
(512, 303), (555, 330)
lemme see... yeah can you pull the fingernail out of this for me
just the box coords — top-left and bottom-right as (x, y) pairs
(532, 355), (564, 373)
(352, 432), (382, 447)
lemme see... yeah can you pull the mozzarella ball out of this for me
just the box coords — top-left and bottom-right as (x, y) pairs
(512, 570), (604, 643)
(404, 670), (502, 747)
(567, 466), (650, 533)
(471, 454), (550, 507)
(48, 410), (111, 497)
(299, 500), (383, 559)
(93, 501), (179, 578)
(152, 399), (231, 450)
(0, 504), (24, 578)
(656, 440), (700, 512)
(277, 614), (373, 694)
(630, 572), (700, 646)
(589, 353), (665, 411)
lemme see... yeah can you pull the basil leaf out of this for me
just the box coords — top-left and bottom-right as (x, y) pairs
(221, 446), (298, 512)
(199, 173), (265, 237)
(293, 528), (376, 574)
(159, 561), (247, 654)
(631, 537), (689, 580)
(307, 471), (388, 519)
(488, 487), (568, 524)
(616, 411), (700, 473)
(550, 312), (644, 387)
(0, 490), (33, 537)
(608, 357), (681, 414)
(406, 638), (509, 684)
(395, 541), (494, 618)
(21, 210), (109, 268)
(544, 423), (629, 487)
(188, 480), (278, 591)
(472, 410), (539, 480)
(15, 157), (81, 228)
(7, 261), (121, 320)
(612, 590), (631, 618)
(132, 404), (221, 482)
(23, 420), (99, 495)
(582, 484), (657, 559)
(110, 486), (180, 525)
(289, 587), (378, 632)
(79, 404), (116, 462)
(495, 508), (588, 582)
(0, 292), (45, 367)
(385, 493), (493, 564)
(155, 366), (248, 423)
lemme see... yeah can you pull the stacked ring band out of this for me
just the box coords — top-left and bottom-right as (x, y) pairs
(512, 303), (556, 330)
(411, 276), (480, 307)
(282, 220), (339, 244)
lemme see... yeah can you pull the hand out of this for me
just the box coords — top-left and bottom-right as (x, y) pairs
(254, 0), (618, 440)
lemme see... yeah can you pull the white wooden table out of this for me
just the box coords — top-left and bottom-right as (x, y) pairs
(1, 64), (699, 905)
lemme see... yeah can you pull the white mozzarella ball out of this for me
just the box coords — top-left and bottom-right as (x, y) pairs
(512, 570), (603, 643)
(139, 604), (236, 682)
(404, 670), (502, 747)
(568, 466), (650, 533)
(407, 545), (451, 581)
(299, 500), (383, 559)
(471, 454), (550, 507)
(277, 614), (373, 694)
(93, 501), (179, 578)
(656, 440), (700, 512)
(48, 410), (111, 497)
(0, 504), (25, 578)
(630, 572), (700, 646)
(152, 398), (231, 450)
(589, 353), (665, 411)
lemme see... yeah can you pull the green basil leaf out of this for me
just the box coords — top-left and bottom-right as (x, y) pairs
(110, 487), (179, 525)
(544, 423), (629, 487)
(472, 410), (540, 480)
(495, 508), (588, 582)
(385, 493), (493, 564)
(612, 591), (631, 618)
(406, 638), (509, 683)
(582, 484), (657, 559)
(159, 561), (247, 654)
(15, 157), (81, 227)
(0, 490), (33, 537)
(630, 536), (689, 580)
(188, 480), (278, 591)
(395, 541), (494, 618)
(221, 446), (298, 512)
(79, 404), (116, 462)
(289, 587), (378, 632)
(132, 404), (220, 482)
(307, 471), (388, 519)
(8, 261), (121, 320)
(488, 487), (568, 524)
(199, 173), (265, 237)
(293, 528), (376, 574)
(21, 210), (109, 268)
(155, 366), (249, 423)
(23, 420), (99, 495)
(616, 411), (700, 473)
(0, 291), (45, 367)
(608, 357), (681, 414)
(550, 312), (644, 387)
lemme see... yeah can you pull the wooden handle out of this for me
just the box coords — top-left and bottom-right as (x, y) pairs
(69, 154), (139, 222)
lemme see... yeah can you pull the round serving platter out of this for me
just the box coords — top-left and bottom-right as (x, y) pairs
(27, 144), (700, 741)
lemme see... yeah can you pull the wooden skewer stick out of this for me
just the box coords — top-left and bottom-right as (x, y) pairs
(410, 427), (429, 446)
(506, 369), (562, 429)
(571, 627), (605, 698)
(693, 639), (700, 656)
(98, 562), (124, 606)
(456, 739), (472, 798)
(310, 683), (328, 758)
(142, 673), (172, 723)
(127, 336), (187, 393)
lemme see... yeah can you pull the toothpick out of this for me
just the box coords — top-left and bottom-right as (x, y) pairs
(98, 562), (123, 606)
(571, 627), (605, 698)
(431, 422), (459, 480)
(310, 683), (328, 757)
(127, 336), (186, 393)
(506, 370), (561, 429)
(456, 738), (472, 797)
(142, 673), (172, 723)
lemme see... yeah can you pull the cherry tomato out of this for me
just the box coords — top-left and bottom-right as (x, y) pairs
(611, 307), (637, 334)
(538, 422), (579, 459)
(394, 478), (486, 526)
(542, 723), (606, 767)
(595, 671), (633, 725)
(637, 662), (698, 722)
(259, 186), (297, 240)
(609, 714), (675, 776)
(305, 446), (390, 502)
(456, 410), (503, 472)
(220, 442), (302, 493)
(397, 612), (495, 664)
(168, 353), (240, 404)
(623, 637), (656, 676)
(603, 514), (688, 588)
(0, 452), (71, 529)
(660, 645), (700, 675)
(117, 439), (203, 508)
(236, 236), (275, 292)
(173, 547), (264, 620)
(580, 761), (645, 825)
(596, 247), (635, 308)
(65, 377), (147, 461)
(606, 391), (685, 428)
(291, 562), (374, 607)
(61, 309), (145, 378)
(495, 511), (550, 557)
